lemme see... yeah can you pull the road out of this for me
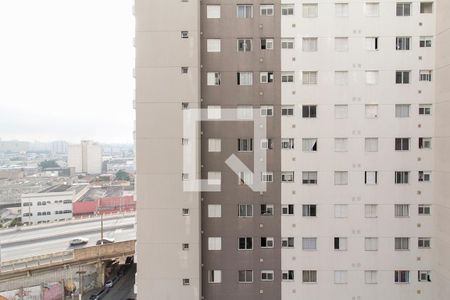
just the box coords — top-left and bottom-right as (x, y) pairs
(83, 264), (136, 300)
(0, 214), (136, 262)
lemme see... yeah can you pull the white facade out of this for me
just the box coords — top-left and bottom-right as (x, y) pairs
(281, 1), (435, 299)
(21, 189), (74, 225)
(68, 140), (102, 174)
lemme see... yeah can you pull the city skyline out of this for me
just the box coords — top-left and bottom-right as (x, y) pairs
(0, 0), (134, 144)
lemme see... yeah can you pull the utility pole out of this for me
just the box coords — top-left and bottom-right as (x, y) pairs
(100, 212), (104, 242)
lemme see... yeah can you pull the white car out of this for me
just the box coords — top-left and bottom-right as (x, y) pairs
(69, 237), (89, 246)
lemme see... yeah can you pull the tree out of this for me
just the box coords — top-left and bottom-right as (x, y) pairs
(115, 170), (130, 181)
(39, 160), (60, 169)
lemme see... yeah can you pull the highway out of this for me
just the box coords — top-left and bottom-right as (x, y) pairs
(0, 214), (136, 262)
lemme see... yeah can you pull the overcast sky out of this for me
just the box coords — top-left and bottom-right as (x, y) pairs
(0, 0), (134, 144)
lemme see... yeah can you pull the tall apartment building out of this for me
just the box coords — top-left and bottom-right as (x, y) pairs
(68, 140), (102, 174)
(136, 0), (450, 299)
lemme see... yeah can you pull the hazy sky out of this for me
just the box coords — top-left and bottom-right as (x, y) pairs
(0, 0), (134, 143)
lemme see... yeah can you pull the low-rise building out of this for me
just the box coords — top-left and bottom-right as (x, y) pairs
(21, 185), (77, 225)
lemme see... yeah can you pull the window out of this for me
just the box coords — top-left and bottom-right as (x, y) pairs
(419, 104), (432, 115)
(261, 105), (274, 116)
(420, 36), (432, 48)
(207, 72), (221, 86)
(395, 138), (410, 151)
(261, 38), (274, 50)
(302, 238), (317, 250)
(260, 72), (274, 83)
(334, 171), (348, 185)
(208, 204), (222, 218)
(396, 2), (411, 16)
(281, 172), (294, 182)
(365, 171), (378, 185)
(303, 204), (317, 216)
(418, 171), (432, 182)
(261, 270), (274, 281)
(283, 270), (295, 281)
(335, 71), (349, 85)
(281, 4), (294, 15)
(281, 237), (295, 248)
(207, 5), (221, 19)
(334, 237), (347, 250)
(237, 39), (252, 52)
(365, 271), (378, 284)
(334, 204), (348, 218)
(260, 138), (273, 150)
(237, 106), (253, 120)
(281, 38), (295, 49)
(365, 204), (378, 218)
(302, 172), (318, 185)
(237, 5), (253, 18)
(335, 105), (348, 119)
(208, 237), (222, 250)
(418, 237), (431, 249)
(303, 3), (318, 17)
(208, 270), (222, 283)
(239, 172), (253, 185)
(181, 31), (189, 38)
(335, 138), (348, 152)
(396, 36), (411, 50)
(181, 67), (188, 74)
(261, 204), (274, 216)
(420, 2), (433, 13)
(182, 278), (190, 286)
(396, 71), (410, 84)
(335, 3), (349, 17)
(238, 237), (253, 250)
(395, 237), (410, 250)
(365, 104), (378, 118)
(302, 105), (317, 118)
(302, 38), (318, 52)
(237, 72), (253, 85)
(302, 138), (318, 152)
(261, 172), (273, 183)
(238, 270), (253, 283)
(365, 237), (378, 251)
(207, 39), (221, 52)
(335, 37), (349, 52)
(334, 271), (348, 284)
(418, 270), (431, 282)
(238, 204), (253, 217)
(282, 204), (295, 216)
(261, 237), (274, 248)
(395, 271), (410, 283)
(238, 138), (253, 152)
(419, 70), (432, 82)
(365, 70), (379, 84)
(208, 172), (221, 185)
(365, 2), (379, 16)
(418, 204), (431, 215)
(281, 138), (295, 149)
(260, 4), (274, 16)
(419, 137), (432, 149)
(365, 37), (379, 51)
(281, 105), (294, 116)
(395, 204), (410, 217)
(302, 270), (317, 283)
(281, 72), (295, 83)
(395, 104), (410, 118)
(395, 171), (409, 184)
(302, 71), (318, 84)
(182, 208), (190, 216)
(365, 138), (379, 152)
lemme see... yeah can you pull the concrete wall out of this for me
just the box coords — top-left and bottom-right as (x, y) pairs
(135, 0), (201, 299)
(433, 1), (450, 299)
